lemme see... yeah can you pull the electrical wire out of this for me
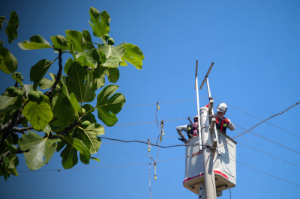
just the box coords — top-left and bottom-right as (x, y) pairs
(18, 153), (300, 188)
(232, 101), (300, 139)
(101, 132), (300, 169)
(235, 124), (300, 155)
(123, 98), (207, 107)
(236, 140), (300, 168)
(221, 154), (300, 187)
(111, 117), (190, 127)
(101, 136), (178, 145)
(18, 156), (185, 173)
(101, 137), (194, 148)
(215, 98), (300, 139)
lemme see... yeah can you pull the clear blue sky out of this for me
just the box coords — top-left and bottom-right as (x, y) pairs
(1, 0), (300, 198)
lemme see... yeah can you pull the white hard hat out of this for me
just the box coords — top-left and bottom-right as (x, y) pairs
(217, 103), (227, 113)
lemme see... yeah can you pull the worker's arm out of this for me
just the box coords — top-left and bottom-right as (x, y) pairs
(225, 118), (235, 131)
(176, 125), (188, 139)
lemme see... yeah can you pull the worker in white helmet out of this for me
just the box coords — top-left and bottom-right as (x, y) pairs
(208, 102), (235, 134)
(176, 115), (199, 143)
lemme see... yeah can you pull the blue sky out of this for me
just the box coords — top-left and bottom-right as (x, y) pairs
(1, 0), (300, 198)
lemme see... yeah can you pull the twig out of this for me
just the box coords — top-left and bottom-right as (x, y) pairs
(47, 50), (62, 98)
(12, 126), (33, 133)
(0, 149), (30, 163)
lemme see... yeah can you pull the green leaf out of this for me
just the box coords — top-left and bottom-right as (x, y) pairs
(93, 65), (106, 89)
(103, 57), (122, 68)
(0, 162), (10, 180)
(56, 135), (90, 164)
(121, 44), (145, 69)
(51, 92), (77, 132)
(5, 11), (19, 43)
(18, 35), (51, 50)
(0, 46), (18, 74)
(79, 123), (104, 154)
(51, 36), (68, 51)
(8, 167), (18, 176)
(8, 154), (19, 169)
(96, 85), (126, 126)
(22, 96), (53, 131)
(93, 66), (119, 89)
(64, 58), (73, 74)
(0, 96), (22, 113)
(82, 30), (94, 49)
(76, 48), (99, 69)
(76, 56), (95, 69)
(65, 30), (87, 52)
(97, 42), (126, 58)
(60, 143), (78, 169)
(19, 131), (59, 170)
(88, 7), (110, 38)
(30, 59), (55, 90)
(107, 68), (119, 83)
(39, 73), (56, 90)
(90, 157), (100, 162)
(60, 78), (81, 116)
(67, 62), (96, 103)
(56, 35), (68, 46)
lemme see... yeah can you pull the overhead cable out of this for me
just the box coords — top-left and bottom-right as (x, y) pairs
(112, 117), (190, 127)
(123, 98), (207, 107)
(18, 153), (300, 188)
(237, 141), (300, 168)
(18, 156), (185, 173)
(221, 154), (300, 187)
(235, 124), (300, 155)
(215, 98), (300, 139)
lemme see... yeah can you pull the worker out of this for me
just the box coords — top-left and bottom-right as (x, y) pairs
(176, 116), (199, 143)
(208, 102), (235, 134)
(176, 103), (235, 143)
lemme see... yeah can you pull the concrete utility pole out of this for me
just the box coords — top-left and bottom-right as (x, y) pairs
(200, 106), (216, 199)
(198, 62), (217, 199)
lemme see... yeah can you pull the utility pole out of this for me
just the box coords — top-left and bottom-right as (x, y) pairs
(197, 62), (217, 199)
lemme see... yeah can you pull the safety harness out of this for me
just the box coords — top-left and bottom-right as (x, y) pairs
(187, 117), (199, 138)
(215, 116), (229, 134)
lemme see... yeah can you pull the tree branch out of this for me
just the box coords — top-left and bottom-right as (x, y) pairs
(0, 148), (30, 163)
(47, 50), (63, 98)
(0, 110), (21, 147)
(12, 126), (33, 133)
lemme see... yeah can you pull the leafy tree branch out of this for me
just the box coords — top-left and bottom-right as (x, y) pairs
(0, 7), (144, 180)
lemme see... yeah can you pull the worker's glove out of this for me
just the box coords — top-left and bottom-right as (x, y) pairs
(178, 137), (187, 143)
(224, 119), (231, 124)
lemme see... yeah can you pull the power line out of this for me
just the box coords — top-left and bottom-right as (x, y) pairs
(232, 101), (300, 139)
(221, 154), (300, 187)
(123, 98), (207, 107)
(101, 137), (194, 148)
(236, 141), (300, 168)
(215, 98), (300, 139)
(18, 156), (185, 173)
(112, 117), (190, 127)
(102, 132), (300, 169)
(102, 136), (178, 145)
(18, 152), (300, 188)
(235, 124), (300, 155)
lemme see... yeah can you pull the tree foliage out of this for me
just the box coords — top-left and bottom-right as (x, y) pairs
(0, 7), (144, 180)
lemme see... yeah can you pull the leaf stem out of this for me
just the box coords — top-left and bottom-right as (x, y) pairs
(84, 107), (96, 116)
